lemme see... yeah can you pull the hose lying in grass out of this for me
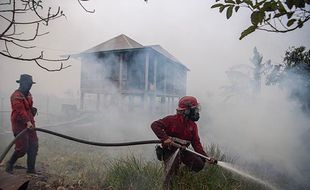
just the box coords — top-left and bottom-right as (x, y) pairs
(0, 127), (162, 163)
(0, 128), (278, 190)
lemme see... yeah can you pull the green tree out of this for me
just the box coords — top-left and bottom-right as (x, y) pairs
(284, 46), (310, 67)
(277, 46), (310, 82)
(266, 46), (310, 111)
(211, 0), (310, 39)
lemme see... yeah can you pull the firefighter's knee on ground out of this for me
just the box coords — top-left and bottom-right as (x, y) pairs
(191, 159), (205, 172)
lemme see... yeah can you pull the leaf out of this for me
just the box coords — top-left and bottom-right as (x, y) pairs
(262, 1), (278, 11)
(235, 6), (240, 12)
(243, 0), (254, 7)
(295, 0), (305, 8)
(285, 0), (294, 9)
(219, 5), (229, 13)
(251, 11), (264, 26)
(256, 0), (267, 7)
(211, 3), (224, 8)
(239, 25), (256, 40)
(287, 19), (296, 27)
(277, 1), (287, 13)
(254, 0), (266, 9)
(226, 6), (234, 19)
(225, 0), (235, 3)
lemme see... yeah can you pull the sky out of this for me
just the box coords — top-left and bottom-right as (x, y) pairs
(1, 1), (310, 188)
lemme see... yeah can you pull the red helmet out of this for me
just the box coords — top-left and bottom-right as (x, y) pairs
(177, 96), (199, 111)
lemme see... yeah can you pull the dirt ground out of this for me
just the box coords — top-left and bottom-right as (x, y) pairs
(0, 164), (112, 190)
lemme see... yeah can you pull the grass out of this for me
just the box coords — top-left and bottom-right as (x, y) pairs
(105, 155), (163, 190)
(171, 144), (238, 190)
(36, 136), (110, 189)
(1, 131), (270, 190)
(34, 138), (269, 190)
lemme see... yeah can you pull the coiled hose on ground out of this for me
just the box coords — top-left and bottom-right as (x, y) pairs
(0, 128), (161, 163)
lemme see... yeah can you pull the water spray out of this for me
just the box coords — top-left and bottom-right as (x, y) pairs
(217, 161), (277, 190)
(171, 142), (277, 190)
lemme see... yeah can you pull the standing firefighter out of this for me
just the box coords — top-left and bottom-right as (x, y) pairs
(5, 74), (38, 174)
(151, 96), (217, 188)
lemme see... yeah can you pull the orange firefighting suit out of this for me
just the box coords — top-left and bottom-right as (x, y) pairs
(10, 90), (38, 158)
(151, 113), (208, 172)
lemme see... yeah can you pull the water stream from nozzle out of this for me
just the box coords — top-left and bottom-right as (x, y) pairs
(217, 161), (277, 190)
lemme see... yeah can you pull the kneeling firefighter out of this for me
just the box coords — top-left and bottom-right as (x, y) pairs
(151, 96), (217, 188)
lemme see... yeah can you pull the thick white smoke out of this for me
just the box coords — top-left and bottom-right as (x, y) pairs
(195, 54), (310, 189)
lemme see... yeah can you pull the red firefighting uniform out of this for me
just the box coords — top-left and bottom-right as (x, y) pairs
(10, 90), (38, 157)
(151, 113), (207, 172)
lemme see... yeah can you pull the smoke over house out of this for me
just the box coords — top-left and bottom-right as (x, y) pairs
(76, 34), (189, 113)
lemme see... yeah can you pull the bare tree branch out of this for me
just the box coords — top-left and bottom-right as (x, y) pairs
(78, 0), (95, 13)
(0, 0), (94, 72)
(4, 41), (12, 56)
(35, 60), (72, 71)
(2, 23), (40, 41)
(6, 39), (36, 49)
(0, 0), (15, 37)
(0, 50), (71, 72)
(259, 16), (310, 33)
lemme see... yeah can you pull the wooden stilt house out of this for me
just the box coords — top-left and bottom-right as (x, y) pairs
(77, 34), (189, 112)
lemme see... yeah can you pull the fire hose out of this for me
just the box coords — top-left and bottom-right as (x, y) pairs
(170, 142), (217, 164)
(0, 127), (216, 164)
(0, 127), (161, 163)
(0, 128), (217, 190)
(1, 128), (278, 190)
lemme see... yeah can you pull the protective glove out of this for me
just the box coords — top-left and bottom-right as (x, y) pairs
(26, 121), (34, 130)
(207, 157), (218, 165)
(163, 137), (173, 148)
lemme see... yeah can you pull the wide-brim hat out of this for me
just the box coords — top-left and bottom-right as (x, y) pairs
(16, 74), (36, 84)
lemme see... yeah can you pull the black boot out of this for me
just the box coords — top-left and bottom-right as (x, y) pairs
(5, 152), (19, 174)
(26, 151), (37, 174)
(27, 143), (38, 174)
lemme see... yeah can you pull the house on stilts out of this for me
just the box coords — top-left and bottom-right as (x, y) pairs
(77, 34), (189, 113)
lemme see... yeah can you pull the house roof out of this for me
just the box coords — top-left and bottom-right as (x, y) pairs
(148, 45), (180, 65)
(84, 34), (143, 53)
(147, 45), (189, 71)
(80, 34), (189, 70)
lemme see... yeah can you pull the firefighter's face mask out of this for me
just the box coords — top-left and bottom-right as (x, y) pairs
(185, 106), (200, 122)
(20, 80), (33, 93)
